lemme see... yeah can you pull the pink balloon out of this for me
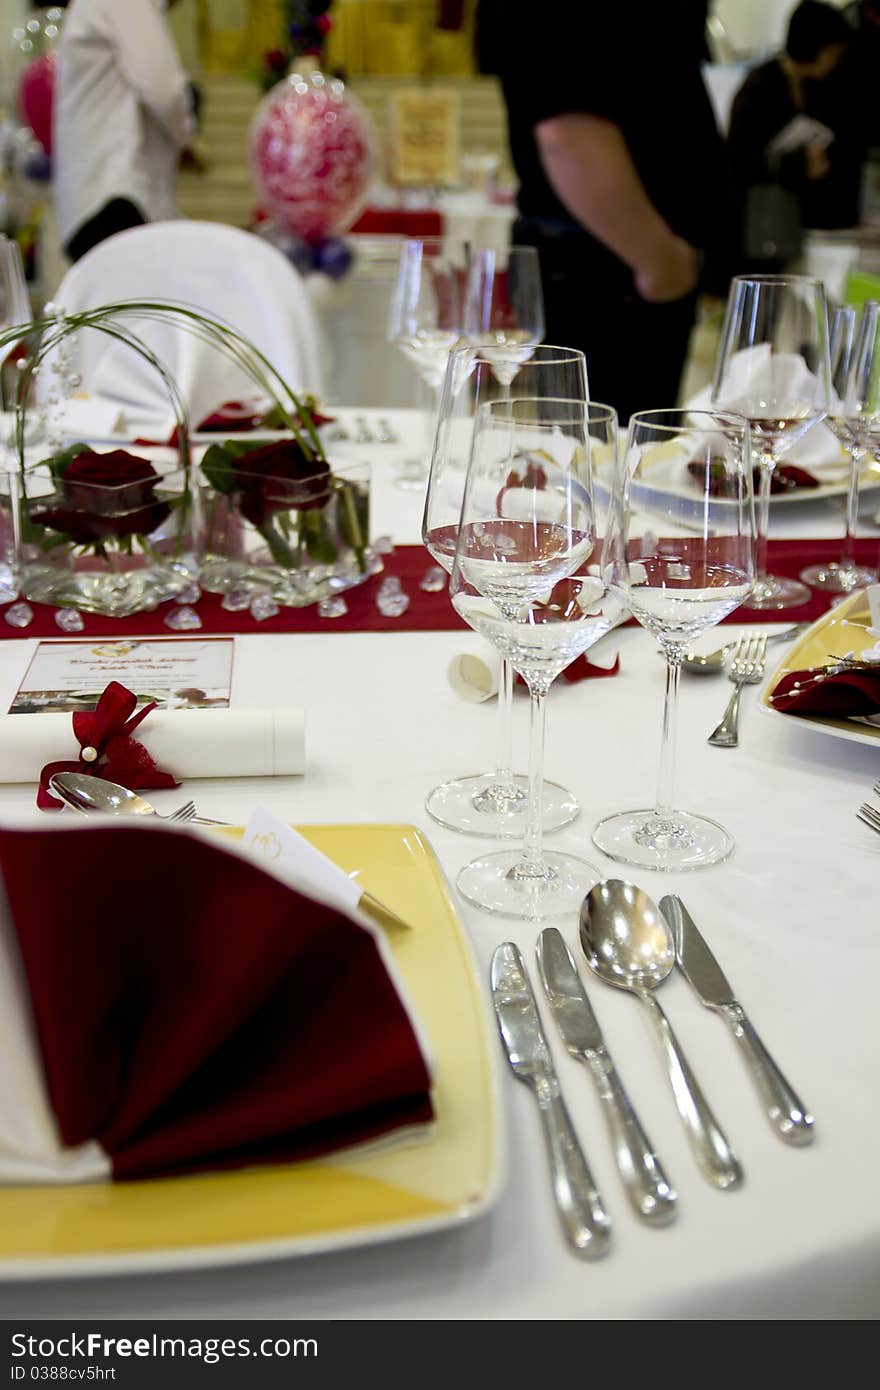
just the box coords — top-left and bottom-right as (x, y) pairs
(18, 52), (56, 157)
(249, 74), (375, 241)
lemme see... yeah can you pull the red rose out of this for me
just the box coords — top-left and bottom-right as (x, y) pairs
(32, 449), (170, 544)
(232, 440), (332, 526)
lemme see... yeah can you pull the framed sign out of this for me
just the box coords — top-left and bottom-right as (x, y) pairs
(389, 88), (460, 186)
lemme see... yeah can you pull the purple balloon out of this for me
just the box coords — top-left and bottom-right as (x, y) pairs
(23, 149), (52, 183)
(315, 238), (353, 280)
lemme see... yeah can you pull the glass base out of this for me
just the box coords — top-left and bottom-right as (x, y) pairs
(456, 848), (601, 920)
(591, 807), (734, 872)
(749, 572), (811, 610)
(799, 560), (878, 594)
(425, 772), (579, 838)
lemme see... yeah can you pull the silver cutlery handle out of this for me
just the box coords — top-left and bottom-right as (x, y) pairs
(720, 1003), (815, 1145)
(708, 681), (743, 747)
(640, 991), (743, 1190)
(533, 1074), (611, 1259)
(585, 1049), (678, 1225)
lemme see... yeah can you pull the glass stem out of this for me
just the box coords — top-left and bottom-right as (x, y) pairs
(494, 658), (515, 791)
(841, 443), (864, 569)
(655, 646), (683, 818)
(519, 684), (547, 872)
(755, 456), (774, 585)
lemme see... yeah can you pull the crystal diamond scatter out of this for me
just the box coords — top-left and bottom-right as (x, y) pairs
(221, 586), (253, 612)
(250, 594), (280, 622)
(174, 582), (202, 606)
(365, 552), (385, 577)
(164, 605), (202, 631)
(373, 534), (394, 555)
(54, 608), (85, 632)
(375, 577), (410, 618)
(4, 602), (33, 629)
(420, 565), (447, 593)
(318, 595), (348, 619)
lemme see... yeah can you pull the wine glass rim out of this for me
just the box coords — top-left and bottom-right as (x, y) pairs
(628, 407), (749, 435)
(446, 341), (586, 364)
(730, 273), (825, 290)
(478, 393), (591, 417)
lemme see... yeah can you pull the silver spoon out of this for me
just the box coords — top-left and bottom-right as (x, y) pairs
(680, 624), (807, 675)
(49, 771), (228, 825)
(579, 879), (743, 1191)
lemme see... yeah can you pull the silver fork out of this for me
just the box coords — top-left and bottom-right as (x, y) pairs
(167, 802), (230, 826)
(857, 803), (880, 835)
(707, 634), (768, 748)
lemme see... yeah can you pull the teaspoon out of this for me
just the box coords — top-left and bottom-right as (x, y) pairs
(579, 879), (743, 1191)
(49, 771), (228, 825)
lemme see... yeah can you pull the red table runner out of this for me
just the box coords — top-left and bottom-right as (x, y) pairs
(1, 540), (876, 640)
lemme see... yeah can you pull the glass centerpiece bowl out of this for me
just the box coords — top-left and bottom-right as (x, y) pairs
(198, 445), (369, 606)
(0, 300), (370, 615)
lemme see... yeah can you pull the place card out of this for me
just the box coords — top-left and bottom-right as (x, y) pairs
(388, 88), (460, 186)
(9, 637), (235, 715)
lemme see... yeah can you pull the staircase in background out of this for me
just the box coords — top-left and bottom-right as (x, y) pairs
(176, 72), (514, 227)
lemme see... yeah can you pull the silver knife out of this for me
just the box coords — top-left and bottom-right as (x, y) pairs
(490, 942), (611, 1259)
(537, 928), (678, 1225)
(660, 896), (815, 1146)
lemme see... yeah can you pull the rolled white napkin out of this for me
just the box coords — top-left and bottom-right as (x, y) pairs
(448, 640), (504, 703)
(448, 633), (621, 701)
(0, 708), (305, 783)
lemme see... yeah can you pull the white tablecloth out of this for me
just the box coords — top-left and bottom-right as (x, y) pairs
(2, 409), (879, 1319)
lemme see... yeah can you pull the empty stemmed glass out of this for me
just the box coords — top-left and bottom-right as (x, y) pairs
(465, 245), (544, 389)
(592, 410), (755, 872)
(712, 274), (830, 609)
(388, 237), (467, 490)
(450, 396), (626, 918)
(422, 344), (599, 837)
(801, 303), (879, 593)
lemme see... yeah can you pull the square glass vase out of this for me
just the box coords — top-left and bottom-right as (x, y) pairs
(10, 463), (195, 617)
(198, 460), (371, 607)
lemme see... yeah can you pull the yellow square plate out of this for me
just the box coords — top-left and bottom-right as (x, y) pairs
(0, 825), (503, 1279)
(759, 589), (880, 745)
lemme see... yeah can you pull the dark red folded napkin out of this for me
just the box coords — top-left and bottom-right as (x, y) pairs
(0, 824), (433, 1181)
(768, 662), (880, 717)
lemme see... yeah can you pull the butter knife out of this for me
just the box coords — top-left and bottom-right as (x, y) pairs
(537, 929), (677, 1225)
(490, 942), (611, 1259)
(660, 896), (815, 1146)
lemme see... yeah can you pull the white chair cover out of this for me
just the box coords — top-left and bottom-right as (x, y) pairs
(48, 221), (325, 430)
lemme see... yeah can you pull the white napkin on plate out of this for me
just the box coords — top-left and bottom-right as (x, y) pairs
(691, 345), (846, 474)
(0, 708), (305, 783)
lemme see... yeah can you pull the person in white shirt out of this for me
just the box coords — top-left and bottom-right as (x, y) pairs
(53, 0), (195, 262)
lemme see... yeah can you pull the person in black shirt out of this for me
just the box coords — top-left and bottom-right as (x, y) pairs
(727, 1), (859, 265)
(478, 0), (727, 422)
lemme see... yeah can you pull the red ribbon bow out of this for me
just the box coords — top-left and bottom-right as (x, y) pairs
(38, 681), (180, 811)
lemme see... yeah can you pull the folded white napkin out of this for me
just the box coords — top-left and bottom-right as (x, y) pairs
(0, 708), (305, 783)
(55, 396), (125, 441)
(692, 345), (846, 474)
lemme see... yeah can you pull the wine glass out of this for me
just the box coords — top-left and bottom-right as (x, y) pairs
(0, 236), (30, 411)
(800, 304), (879, 593)
(450, 396), (627, 919)
(422, 344), (602, 837)
(592, 410), (755, 873)
(712, 274), (830, 609)
(388, 237), (466, 490)
(464, 245), (544, 388)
